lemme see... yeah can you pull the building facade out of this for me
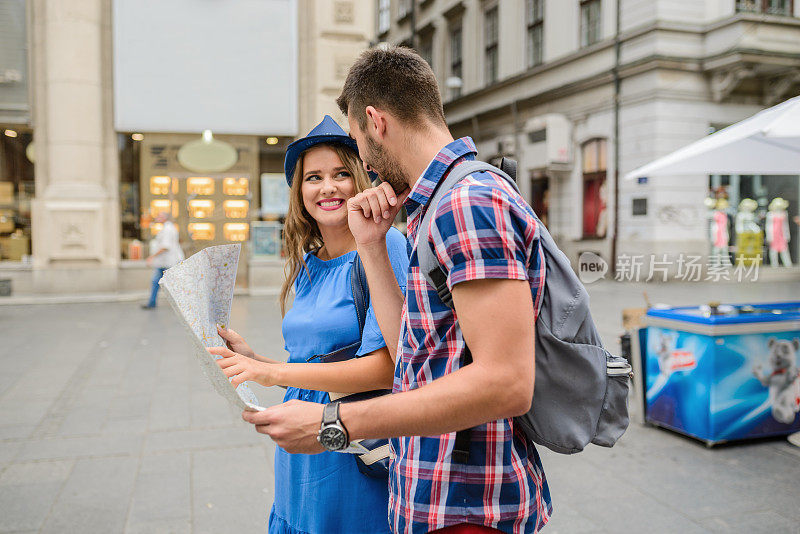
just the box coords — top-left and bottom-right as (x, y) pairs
(0, 0), (374, 295)
(379, 0), (800, 275)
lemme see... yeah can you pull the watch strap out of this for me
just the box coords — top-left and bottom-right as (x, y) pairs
(322, 401), (340, 426)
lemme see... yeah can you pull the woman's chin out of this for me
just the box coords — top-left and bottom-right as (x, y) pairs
(312, 211), (348, 230)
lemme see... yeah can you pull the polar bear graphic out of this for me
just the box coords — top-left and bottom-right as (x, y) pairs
(753, 338), (800, 425)
(655, 333), (673, 376)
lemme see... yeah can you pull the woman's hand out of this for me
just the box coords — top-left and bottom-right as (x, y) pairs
(216, 326), (256, 360)
(209, 346), (282, 388)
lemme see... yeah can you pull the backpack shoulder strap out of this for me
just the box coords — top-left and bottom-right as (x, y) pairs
(416, 159), (519, 464)
(351, 254), (369, 334)
(417, 159), (519, 309)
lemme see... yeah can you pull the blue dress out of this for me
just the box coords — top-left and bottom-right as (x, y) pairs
(269, 228), (410, 534)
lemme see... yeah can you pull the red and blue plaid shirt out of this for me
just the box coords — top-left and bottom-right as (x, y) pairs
(389, 137), (552, 534)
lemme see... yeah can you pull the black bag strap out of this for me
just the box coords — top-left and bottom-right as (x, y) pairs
(351, 254), (369, 334)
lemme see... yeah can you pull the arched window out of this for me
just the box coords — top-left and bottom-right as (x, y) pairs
(582, 138), (608, 238)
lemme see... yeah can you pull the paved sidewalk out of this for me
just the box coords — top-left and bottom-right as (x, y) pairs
(0, 280), (799, 533)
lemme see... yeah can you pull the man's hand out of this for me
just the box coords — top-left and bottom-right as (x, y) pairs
(347, 183), (410, 248)
(242, 400), (325, 454)
(209, 346), (279, 388)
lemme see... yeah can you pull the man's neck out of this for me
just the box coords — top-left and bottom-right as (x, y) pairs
(400, 127), (455, 190)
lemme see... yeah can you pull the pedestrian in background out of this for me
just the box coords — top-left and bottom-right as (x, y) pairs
(141, 212), (184, 309)
(210, 115), (409, 534)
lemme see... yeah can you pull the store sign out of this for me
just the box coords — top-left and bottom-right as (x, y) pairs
(177, 133), (238, 173)
(112, 0), (298, 135)
(0, 0), (29, 124)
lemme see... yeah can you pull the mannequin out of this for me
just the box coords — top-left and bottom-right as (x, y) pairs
(710, 198), (731, 266)
(734, 198), (763, 266)
(766, 197), (792, 267)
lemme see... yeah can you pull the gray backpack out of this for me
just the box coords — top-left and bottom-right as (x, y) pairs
(417, 159), (632, 455)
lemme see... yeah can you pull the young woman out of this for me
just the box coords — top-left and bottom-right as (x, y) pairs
(210, 116), (408, 534)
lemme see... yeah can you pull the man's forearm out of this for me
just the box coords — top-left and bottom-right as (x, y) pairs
(340, 357), (532, 440)
(357, 240), (405, 361)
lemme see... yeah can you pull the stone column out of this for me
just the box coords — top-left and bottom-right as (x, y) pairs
(29, 0), (120, 293)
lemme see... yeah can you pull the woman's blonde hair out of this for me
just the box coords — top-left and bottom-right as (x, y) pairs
(279, 143), (372, 315)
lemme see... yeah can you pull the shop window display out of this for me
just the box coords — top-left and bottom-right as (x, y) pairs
(150, 199), (178, 219)
(119, 133), (273, 261)
(188, 223), (215, 241)
(188, 199), (214, 219)
(582, 138), (607, 238)
(0, 130), (34, 262)
(187, 177), (215, 195)
(223, 200), (248, 218)
(223, 222), (249, 242)
(707, 174), (799, 267)
(150, 176), (171, 195)
(223, 177), (249, 196)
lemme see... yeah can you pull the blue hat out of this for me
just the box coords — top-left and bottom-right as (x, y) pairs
(284, 115), (359, 185)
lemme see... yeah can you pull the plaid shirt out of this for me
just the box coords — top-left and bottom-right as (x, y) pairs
(389, 137), (552, 534)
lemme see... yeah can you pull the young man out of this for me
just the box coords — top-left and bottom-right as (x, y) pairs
(243, 47), (552, 533)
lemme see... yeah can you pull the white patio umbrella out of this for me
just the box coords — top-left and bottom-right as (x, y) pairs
(624, 95), (800, 180)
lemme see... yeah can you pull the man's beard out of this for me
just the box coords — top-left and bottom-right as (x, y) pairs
(365, 133), (407, 193)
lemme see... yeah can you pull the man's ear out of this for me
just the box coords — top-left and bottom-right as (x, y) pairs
(365, 106), (387, 139)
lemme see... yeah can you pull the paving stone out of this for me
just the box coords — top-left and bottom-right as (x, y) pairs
(15, 434), (143, 462)
(143, 425), (261, 454)
(0, 399), (53, 427)
(697, 510), (799, 533)
(0, 440), (22, 468)
(125, 517), (192, 534)
(56, 405), (109, 436)
(0, 424), (36, 440)
(191, 445), (271, 534)
(543, 502), (608, 534)
(103, 417), (149, 436)
(107, 394), (153, 421)
(40, 456), (138, 534)
(126, 452), (191, 529)
(0, 460), (74, 532)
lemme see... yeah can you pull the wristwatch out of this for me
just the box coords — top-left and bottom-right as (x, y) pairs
(317, 401), (349, 451)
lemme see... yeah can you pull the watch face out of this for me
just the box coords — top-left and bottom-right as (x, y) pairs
(319, 426), (347, 451)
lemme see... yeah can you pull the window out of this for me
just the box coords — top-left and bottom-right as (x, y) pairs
(484, 6), (499, 85)
(397, 0), (411, 20)
(449, 25), (463, 98)
(580, 0), (602, 47)
(582, 139), (608, 238)
(377, 0), (391, 35)
(419, 32), (433, 67)
(736, 0), (793, 15)
(526, 0), (544, 68)
(0, 129), (35, 262)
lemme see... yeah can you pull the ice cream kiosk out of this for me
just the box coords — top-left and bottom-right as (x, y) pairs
(644, 302), (800, 445)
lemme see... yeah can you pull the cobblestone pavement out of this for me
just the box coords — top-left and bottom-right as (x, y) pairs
(1, 279), (799, 533)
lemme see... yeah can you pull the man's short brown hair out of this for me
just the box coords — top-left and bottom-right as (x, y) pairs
(337, 46), (447, 131)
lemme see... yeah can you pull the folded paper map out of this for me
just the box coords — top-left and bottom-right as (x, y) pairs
(159, 244), (264, 411)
